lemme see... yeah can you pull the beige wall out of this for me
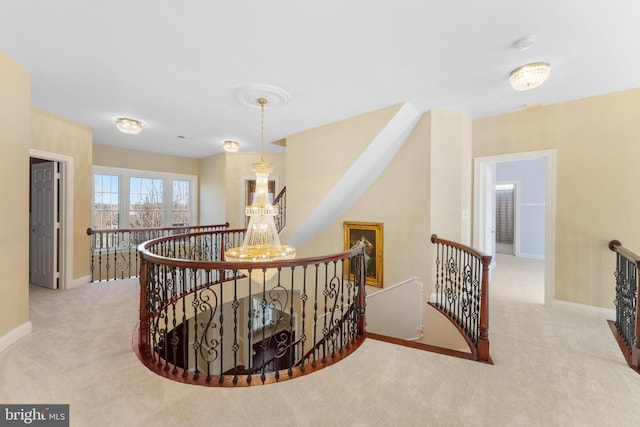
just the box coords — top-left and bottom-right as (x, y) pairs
(93, 144), (199, 176)
(473, 88), (640, 308)
(284, 104), (431, 300)
(199, 153), (226, 225)
(0, 52), (30, 338)
(429, 109), (472, 244)
(30, 108), (93, 282)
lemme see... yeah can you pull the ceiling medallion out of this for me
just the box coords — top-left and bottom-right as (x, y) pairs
(233, 84), (290, 109)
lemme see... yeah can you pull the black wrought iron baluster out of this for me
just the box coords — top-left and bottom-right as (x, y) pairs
(337, 260), (344, 354)
(218, 269), (224, 384)
(246, 271), (253, 384)
(299, 265), (308, 371)
(321, 262), (329, 363)
(312, 264), (319, 367)
(112, 232), (119, 281)
(260, 271), (267, 383)
(232, 276), (239, 384)
(180, 267), (188, 377)
(123, 231), (130, 278)
(170, 266), (178, 373)
(288, 266), (295, 376)
(163, 264), (171, 370)
(98, 232), (104, 281)
(191, 268), (200, 380)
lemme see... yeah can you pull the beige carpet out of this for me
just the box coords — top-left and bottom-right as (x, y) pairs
(2, 255), (640, 426)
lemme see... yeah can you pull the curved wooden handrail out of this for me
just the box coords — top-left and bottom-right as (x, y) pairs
(431, 234), (491, 265)
(609, 239), (640, 266)
(138, 229), (364, 271)
(87, 222), (229, 235)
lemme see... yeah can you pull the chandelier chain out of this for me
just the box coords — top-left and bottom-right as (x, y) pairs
(258, 97), (267, 163)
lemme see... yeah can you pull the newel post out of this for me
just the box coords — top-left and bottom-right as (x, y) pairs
(477, 255), (492, 363)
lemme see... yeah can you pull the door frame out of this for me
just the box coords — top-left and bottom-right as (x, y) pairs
(473, 149), (556, 307)
(29, 149), (74, 290)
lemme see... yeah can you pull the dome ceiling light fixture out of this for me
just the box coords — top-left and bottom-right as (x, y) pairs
(222, 140), (240, 152)
(509, 62), (551, 91)
(115, 117), (143, 135)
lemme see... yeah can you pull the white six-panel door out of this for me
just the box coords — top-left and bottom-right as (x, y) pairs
(30, 161), (58, 289)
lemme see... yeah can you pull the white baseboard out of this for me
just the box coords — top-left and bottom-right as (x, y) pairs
(68, 274), (92, 289)
(0, 321), (32, 353)
(553, 299), (616, 321)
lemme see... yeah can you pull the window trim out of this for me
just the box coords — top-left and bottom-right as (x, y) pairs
(93, 165), (198, 229)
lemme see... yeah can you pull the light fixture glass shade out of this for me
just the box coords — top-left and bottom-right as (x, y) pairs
(223, 140), (240, 152)
(115, 117), (143, 135)
(224, 98), (296, 283)
(509, 62), (550, 91)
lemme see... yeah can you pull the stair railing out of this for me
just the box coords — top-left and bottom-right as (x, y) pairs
(86, 222), (229, 282)
(608, 240), (640, 372)
(273, 186), (286, 233)
(135, 228), (367, 387)
(429, 234), (492, 363)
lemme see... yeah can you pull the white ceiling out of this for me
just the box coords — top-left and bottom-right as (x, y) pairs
(1, 1), (638, 159)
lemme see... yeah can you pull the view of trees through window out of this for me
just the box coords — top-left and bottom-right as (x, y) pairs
(92, 169), (195, 230)
(129, 177), (164, 228)
(93, 174), (119, 229)
(172, 180), (191, 227)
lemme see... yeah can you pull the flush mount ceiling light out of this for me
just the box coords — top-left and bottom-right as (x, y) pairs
(115, 117), (143, 135)
(509, 62), (551, 91)
(222, 140), (240, 152)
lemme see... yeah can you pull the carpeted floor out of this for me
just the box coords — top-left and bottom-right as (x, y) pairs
(1, 255), (639, 426)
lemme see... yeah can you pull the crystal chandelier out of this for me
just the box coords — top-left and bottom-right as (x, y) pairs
(224, 98), (296, 282)
(509, 62), (551, 91)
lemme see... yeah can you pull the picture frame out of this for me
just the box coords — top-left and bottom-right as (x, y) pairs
(343, 221), (383, 288)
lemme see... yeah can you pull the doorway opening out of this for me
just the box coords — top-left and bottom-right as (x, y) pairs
(495, 182), (517, 256)
(473, 150), (556, 306)
(29, 149), (74, 290)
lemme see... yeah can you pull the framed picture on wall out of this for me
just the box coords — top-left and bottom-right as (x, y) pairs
(343, 221), (383, 288)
